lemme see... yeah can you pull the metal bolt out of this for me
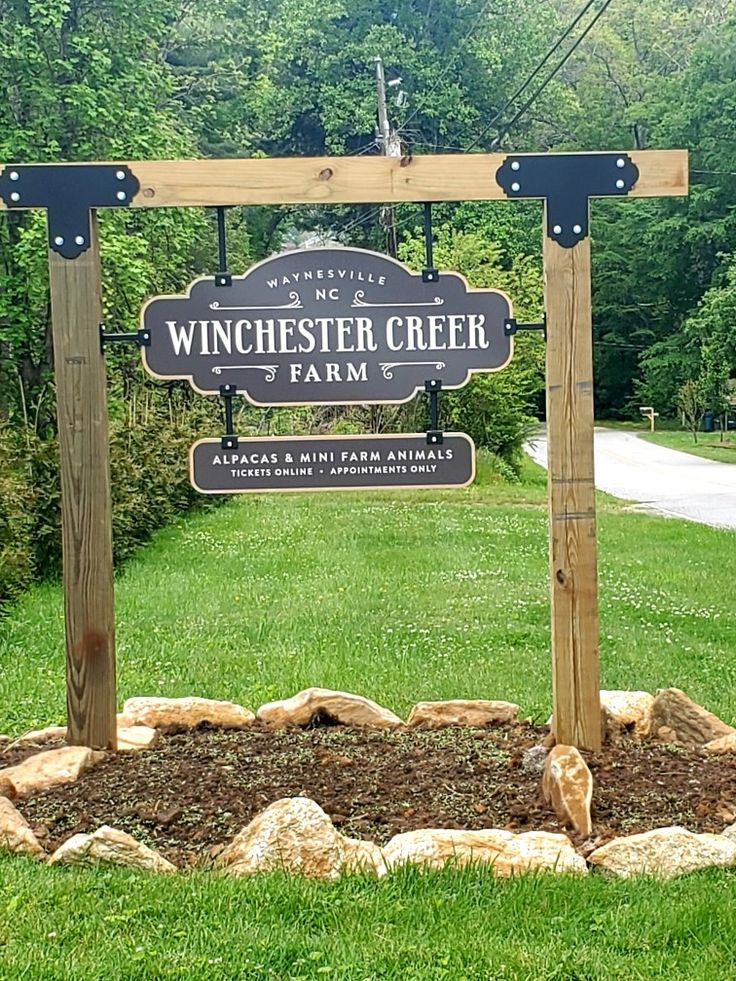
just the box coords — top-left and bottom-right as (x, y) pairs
(9, 171), (19, 181)
(553, 224), (562, 235)
(10, 192), (20, 202)
(511, 182), (520, 192)
(116, 170), (126, 180)
(54, 236), (64, 246)
(616, 178), (625, 189)
(511, 161), (520, 171)
(573, 224), (582, 234)
(616, 158), (625, 168)
(75, 235), (85, 245)
(116, 190), (127, 201)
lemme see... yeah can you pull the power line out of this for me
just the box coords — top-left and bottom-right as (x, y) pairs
(494, 0), (616, 143)
(466, 0), (615, 151)
(465, 0), (599, 153)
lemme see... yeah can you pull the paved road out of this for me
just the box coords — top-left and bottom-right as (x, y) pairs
(526, 429), (736, 530)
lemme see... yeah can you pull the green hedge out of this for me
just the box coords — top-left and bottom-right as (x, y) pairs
(0, 389), (221, 615)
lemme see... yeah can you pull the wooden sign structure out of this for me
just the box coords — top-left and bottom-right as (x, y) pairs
(0, 150), (688, 751)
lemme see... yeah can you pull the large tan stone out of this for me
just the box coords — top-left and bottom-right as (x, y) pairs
(650, 688), (734, 747)
(407, 699), (518, 729)
(48, 825), (176, 873)
(600, 690), (653, 741)
(0, 775), (16, 800)
(8, 723), (158, 754)
(216, 797), (386, 879)
(0, 797), (45, 858)
(382, 828), (586, 876)
(257, 688), (403, 729)
(588, 827), (736, 878)
(7, 725), (67, 750)
(722, 823), (736, 842)
(118, 697), (254, 730)
(0, 747), (105, 798)
(117, 726), (159, 752)
(704, 733), (736, 755)
(542, 745), (593, 838)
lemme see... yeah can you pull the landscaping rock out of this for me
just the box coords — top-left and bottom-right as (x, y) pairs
(704, 733), (736, 755)
(650, 688), (735, 747)
(381, 828), (587, 876)
(588, 826), (736, 878)
(216, 797), (386, 879)
(655, 725), (680, 744)
(257, 688), (403, 729)
(722, 823), (736, 843)
(0, 735), (9, 748)
(541, 745), (593, 838)
(8, 723), (158, 754)
(118, 697), (254, 730)
(7, 725), (67, 750)
(48, 825), (176, 873)
(117, 726), (159, 752)
(600, 690), (653, 741)
(0, 746), (105, 797)
(0, 797), (44, 858)
(0, 775), (16, 799)
(406, 699), (518, 729)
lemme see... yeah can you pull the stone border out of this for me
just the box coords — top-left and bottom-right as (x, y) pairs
(1, 687), (735, 880)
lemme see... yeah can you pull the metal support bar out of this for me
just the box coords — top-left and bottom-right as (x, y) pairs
(425, 378), (443, 444)
(422, 202), (439, 283)
(219, 383), (238, 449)
(215, 206), (231, 287)
(504, 316), (547, 341)
(99, 325), (151, 353)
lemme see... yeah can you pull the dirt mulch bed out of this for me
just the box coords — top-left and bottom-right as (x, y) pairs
(6, 722), (736, 868)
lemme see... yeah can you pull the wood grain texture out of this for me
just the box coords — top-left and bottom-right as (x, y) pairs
(48, 211), (117, 750)
(543, 220), (601, 751)
(0, 150), (687, 210)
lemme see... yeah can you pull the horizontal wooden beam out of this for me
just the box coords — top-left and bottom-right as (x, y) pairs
(0, 150), (688, 211)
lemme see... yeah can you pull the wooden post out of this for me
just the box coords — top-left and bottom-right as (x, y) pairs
(48, 210), (117, 750)
(543, 218), (601, 750)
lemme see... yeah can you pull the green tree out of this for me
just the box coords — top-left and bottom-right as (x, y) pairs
(399, 226), (544, 465)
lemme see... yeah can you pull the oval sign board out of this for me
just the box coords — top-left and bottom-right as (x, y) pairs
(141, 248), (513, 405)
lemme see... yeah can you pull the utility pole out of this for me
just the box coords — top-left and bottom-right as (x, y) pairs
(375, 56), (402, 257)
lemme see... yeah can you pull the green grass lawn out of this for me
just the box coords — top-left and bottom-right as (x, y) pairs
(641, 429), (736, 465)
(1, 455), (736, 979)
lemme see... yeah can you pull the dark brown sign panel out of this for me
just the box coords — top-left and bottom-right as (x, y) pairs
(142, 248), (512, 405)
(190, 433), (475, 494)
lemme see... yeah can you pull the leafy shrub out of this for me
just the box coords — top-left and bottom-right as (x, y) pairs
(0, 425), (36, 615)
(0, 385), (222, 616)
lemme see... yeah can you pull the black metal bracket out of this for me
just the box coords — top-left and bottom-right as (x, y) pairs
(215, 206), (232, 287)
(0, 164), (140, 260)
(219, 383), (239, 450)
(495, 153), (639, 249)
(504, 316), (547, 342)
(421, 202), (439, 283)
(99, 324), (151, 353)
(425, 378), (443, 445)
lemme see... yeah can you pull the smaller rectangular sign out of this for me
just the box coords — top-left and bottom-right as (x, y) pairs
(190, 433), (475, 494)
